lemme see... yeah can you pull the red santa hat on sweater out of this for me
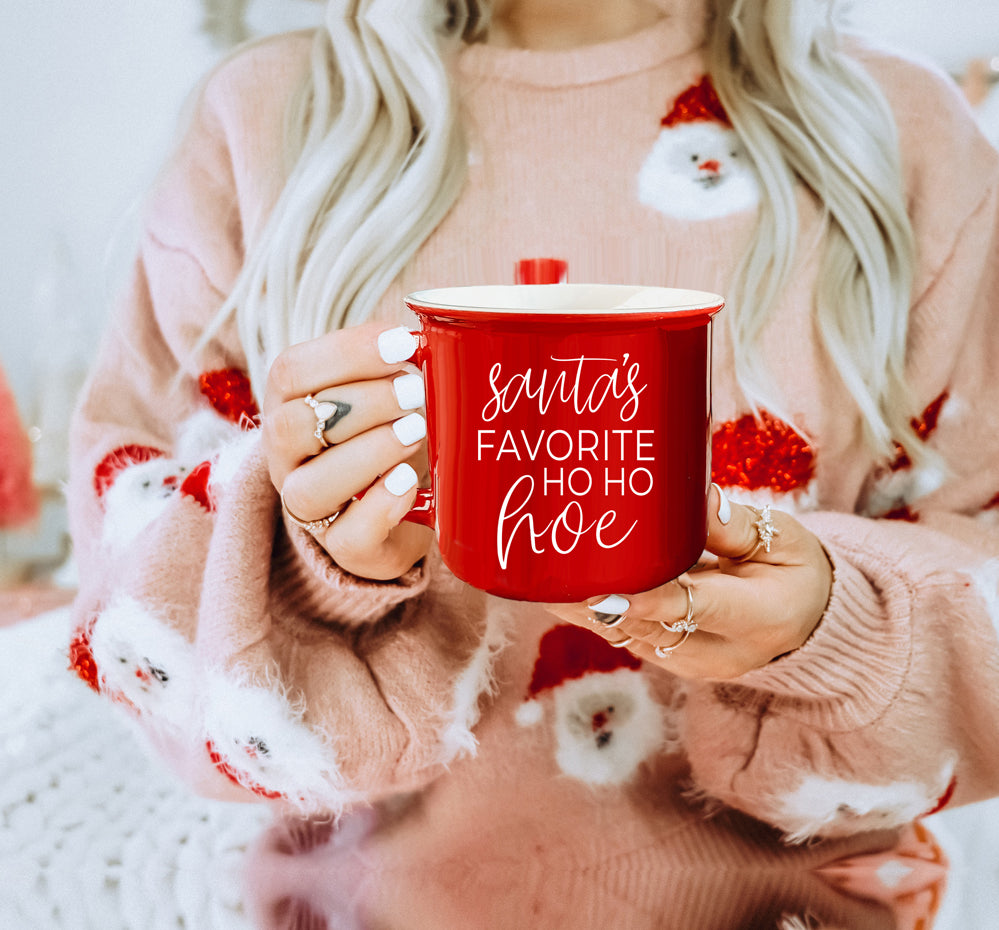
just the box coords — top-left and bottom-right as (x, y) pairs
(661, 74), (732, 128)
(515, 624), (641, 726)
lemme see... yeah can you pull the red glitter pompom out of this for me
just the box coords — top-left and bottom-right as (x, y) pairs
(711, 410), (815, 494)
(93, 445), (165, 499)
(206, 739), (284, 800)
(883, 504), (919, 523)
(68, 616), (101, 693)
(890, 392), (949, 471)
(179, 460), (215, 512)
(198, 368), (260, 427)
(662, 75), (731, 128)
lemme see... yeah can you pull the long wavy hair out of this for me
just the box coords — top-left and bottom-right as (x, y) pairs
(210, 0), (922, 463)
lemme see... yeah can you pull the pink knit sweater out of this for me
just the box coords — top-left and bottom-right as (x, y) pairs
(68, 19), (999, 844)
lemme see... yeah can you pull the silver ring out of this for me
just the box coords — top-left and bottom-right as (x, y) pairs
(655, 628), (693, 659)
(659, 581), (697, 634)
(304, 394), (343, 450)
(608, 636), (635, 649)
(732, 504), (780, 563)
(281, 489), (343, 534)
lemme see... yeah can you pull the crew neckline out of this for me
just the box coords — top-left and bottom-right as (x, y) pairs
(457, 12), (706, 88)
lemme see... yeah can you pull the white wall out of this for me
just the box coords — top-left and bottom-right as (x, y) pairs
(1, 3), (213, 410)
(844, 0), (999, 73)
(0, 0), (997, 463)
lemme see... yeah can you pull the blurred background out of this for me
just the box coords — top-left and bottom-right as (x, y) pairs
(1, 0), (998, 590)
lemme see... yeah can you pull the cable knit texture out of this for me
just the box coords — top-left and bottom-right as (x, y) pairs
(68, 18), (999, 840)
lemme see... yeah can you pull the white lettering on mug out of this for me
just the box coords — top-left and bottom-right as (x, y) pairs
(480, 354), (652, 568)
(476, 429), (652, 462)
(481, 355), (646, 423)
(496, 476), (638, 569)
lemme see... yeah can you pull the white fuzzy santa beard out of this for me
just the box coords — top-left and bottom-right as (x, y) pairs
(202, 672), (358, 813)
(438, 604), (510, 763)
(100, 458), (188, 551)
(861, 460), (949, 519)
(546, 668), (667, 786)
(771, 759), (956, 844)
(638, 122), (760, 221)
(89, 596), (197, 728)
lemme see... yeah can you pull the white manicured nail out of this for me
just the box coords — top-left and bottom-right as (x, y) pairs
(393, 373), (425, 410)
(587, 594), (630, 615)
(712, 483), (732, 525)
(385, 462), (419, 496)
(378, 327), (418, 364)
(392, 412), (426, 446)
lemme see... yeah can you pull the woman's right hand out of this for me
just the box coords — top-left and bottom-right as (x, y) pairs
(262, 322), (434, 580)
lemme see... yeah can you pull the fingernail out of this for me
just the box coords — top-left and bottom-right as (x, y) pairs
(587, 594), (630, 615)
(393, 373), (425, 410)
(378, 327), (418, 364)
(385, 462), (419, 496)
(713, 483), (732, 525)
(392, 412), (426, 446)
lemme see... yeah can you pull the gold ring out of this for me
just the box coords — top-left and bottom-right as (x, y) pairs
(281, 489), (343, 534)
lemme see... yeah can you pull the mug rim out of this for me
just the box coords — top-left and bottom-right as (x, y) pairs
(405, 283), (724, 319)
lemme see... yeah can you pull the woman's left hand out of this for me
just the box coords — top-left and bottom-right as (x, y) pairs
(543, 485), (833, 679)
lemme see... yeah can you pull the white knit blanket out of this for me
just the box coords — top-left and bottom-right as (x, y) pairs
(0, 608), (270, 929)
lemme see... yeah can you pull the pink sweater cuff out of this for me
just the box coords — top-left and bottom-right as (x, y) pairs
(275, 513), (433, 627)
(731, 522), (910, 731)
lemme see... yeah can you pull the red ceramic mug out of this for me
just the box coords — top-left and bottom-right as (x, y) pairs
(400, 284), (724, 602)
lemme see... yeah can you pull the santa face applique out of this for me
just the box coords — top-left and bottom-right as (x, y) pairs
(99, 456), (189, 549)
(638, 75), (760, 221)
(202, 674), (351, 811)
(87, 596), (196, 726)
(516, 624), (669, 786)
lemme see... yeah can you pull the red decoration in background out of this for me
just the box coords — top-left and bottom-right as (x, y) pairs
(179, 460), (216, 512)
(93, 445), (165, 499)
(987, 493), (999, 511)
(890, 392), (949, 471)
(0, 362), (40, 529)
(68, 616), (101, 693)
(711, 411), (815, 494)
(883, 505), (919, 523)
(525, 624), (642, 701)
(662, 75), (731, 128)
(198, 368), (259, 427)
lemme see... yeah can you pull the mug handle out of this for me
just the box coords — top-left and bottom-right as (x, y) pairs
(395, 333), (436, 529)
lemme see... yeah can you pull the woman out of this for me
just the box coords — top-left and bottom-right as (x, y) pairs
(69, 0), (999, 848)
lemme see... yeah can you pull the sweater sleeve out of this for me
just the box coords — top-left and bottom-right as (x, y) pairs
(66, 37), (502, 814)
(680, 62), (999, 842)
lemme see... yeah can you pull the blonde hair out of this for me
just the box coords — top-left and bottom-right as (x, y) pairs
(210, 0), (486, 392)
(213, 0), (922, 463)
(707, 0), (922, 462)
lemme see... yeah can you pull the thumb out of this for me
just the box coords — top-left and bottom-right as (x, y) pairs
(705, 483), (780, 564)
